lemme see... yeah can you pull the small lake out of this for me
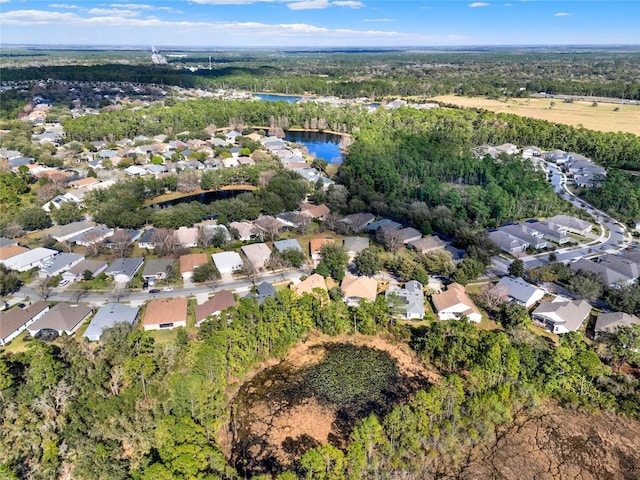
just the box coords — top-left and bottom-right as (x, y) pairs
(285, 130), (345, 164)
(254, 93), (304, 103)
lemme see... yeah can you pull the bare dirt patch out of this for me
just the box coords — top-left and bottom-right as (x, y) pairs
(225, 333), (438, 477)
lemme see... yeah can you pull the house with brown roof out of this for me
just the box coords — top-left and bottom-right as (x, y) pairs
(407, 236), (448, 254)
(341, 275), (378, 306)
(0, 244), (29, 261)
(300, 203), (330, 220)
(0, 301), (49, 346)
(179, 253), (209, 281)
(241, 243), (272, 271)
(62, 259), (108, 283)
(195, 290), (236, 326)
(142, 297), (188, 331)
(310, 238), (335, 264)
(291, 273), (327, 296)
(174, 226), (199, 248)
(28, 303), (93, 336)
(69, 177), (101, 189)
(397, 227), (422, 244)
(431, 283), (482, 323)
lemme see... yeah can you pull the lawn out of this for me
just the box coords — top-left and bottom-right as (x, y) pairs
(431, 95), (640, 135)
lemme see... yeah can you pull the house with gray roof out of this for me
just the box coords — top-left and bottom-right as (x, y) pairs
(141, 258), (175, 283)
(365, 218), (402, 233)
(528, 220), (569, 245)
(0, 301), (49, 346)
(397, 227), (423, 244)
(28, 303), (93, 337)
(105, 258), (144, 283)
(69, 226), (114, 246)
(386, 280), (425, 320)
(407, 236), (448, 254)
(244, 281), (277, 305)
(500, 224), (547, 249)
(49, 222), (96, 242)
(488, 230), (529, 254)
(339, 213), (375, 232)
(0, 237), (17, 248)
(138, 229), (157, 249)
(38, 253), (85, 278)
(546, 215), (592, 235)
(570, 258), (633, 287)
(343, 237), (369, 257)
(532, 299), (592, 334)
(494, 276), (545, 309)
(84, 303), (140, 342)
(595, 312), (640, 336)
(62, 259), (108, 283)
(273, 239), (304, 253)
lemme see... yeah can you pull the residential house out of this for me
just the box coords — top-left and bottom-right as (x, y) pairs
(338, 213), (376, 233)
(343, 237), (369, 258)
(300, 203), (330, 220)
(521, 146), (542, 159)
(598, 255), (640, 285)
(273, 239), (304, 253)
(49, 222), (95, 242)
(528, 220), (570, 245)
(397, 227), (423, 245)
(0, 237), (17, 248)
(488, 230), (529, 254)
(142, 258), (175, 283)
(142, 297), (188, 331)
(543, 149), (573, 165)
(229, 221), (257, 242)
(310, 238), (335, 264)
(179, 253), (209, 281)
(276, 212), (311, 229)
(241, 243), (272, 271)
(594, 312), (640, 337)
(291, 273), (327, 296)
(38, 253), (85, 278)
(212, 252), (244, 275)
(500, 224), (547, 249)
(69, 226), (114, 246)
(69, 177), (101, 189)
(386, 280), (425, 320)
(28, 303), (93, 337)
(125, 165), (147, 176)
(570, 258), (633, 287)
(0, 245), (29, 261)
(62, 259), (108, 284)
(546, 215), (592, 235)
(532, 299), (592, 334)
(341, 275), (378, 306)
(365, 218), (402, 233)
(0, 302), (49, 346)
(494, 143), (520, 156)
(1, 247), (59, 272)
(244, 281), (277, 305)
(431, 283), (482, 323)
(195, 290), (236, 326)
(200, 224), (231, 245)
(494, 276), (545, 309)
(174, 226), (199, 248)
(104, 258), (144, 283)
(84, 303), (140, 342)
(472, 145), (499, 159)
(407, 235), (448, 254)
(138, 229), (157, 249)
(42, 195), (78, 213)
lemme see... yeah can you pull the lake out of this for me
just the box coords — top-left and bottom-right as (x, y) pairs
(254, 93), (303, 103)
(285, 130), (345, 164)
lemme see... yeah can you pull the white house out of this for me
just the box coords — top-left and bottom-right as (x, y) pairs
(431, 283), (482, 323)
(532, 299), (592, 334)
(212, 251), (244, 275)
(1, 247), (59, 272)
(494, 276), (545, 309)
(0, 302), (50, 346)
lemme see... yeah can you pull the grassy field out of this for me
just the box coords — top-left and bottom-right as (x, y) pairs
(431, 95), (640, 136)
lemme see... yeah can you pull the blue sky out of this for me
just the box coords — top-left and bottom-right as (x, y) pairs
(1, 1), (639, 47)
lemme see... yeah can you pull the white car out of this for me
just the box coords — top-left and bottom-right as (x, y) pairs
(59, 280), (69, 287)
(163, 286), (173, 292)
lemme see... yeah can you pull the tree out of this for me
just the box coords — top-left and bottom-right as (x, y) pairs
(151, 228), (176, 257)
(36, 276), (55, 300)
(508, 258), (524, 278)
(376, 227), (402, 252)
(123, 354), (156, 400)
(17, 207), (51, 231)
(498, 302), (531, 328)
(0, 264), (22, 295)
(51, 202), (84, 225)
(354, 248), (382, 276)
(319, 244), (349, 281)
(176, 171), (200, 193)
(108, 229), (132, 258)
(192, 263), (221, 287)
(569, 270), (604, 302)
(478, 283), (508, 311)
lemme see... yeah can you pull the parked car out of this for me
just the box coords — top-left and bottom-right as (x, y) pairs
(149, 289), (160, 294)
(163, 286), (173, 292)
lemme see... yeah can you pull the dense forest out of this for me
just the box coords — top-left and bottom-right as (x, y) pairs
(1, 290), (639, 479)
(3, 49), (640, 100)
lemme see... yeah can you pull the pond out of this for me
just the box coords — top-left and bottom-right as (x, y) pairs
(229, 342), (431, 477)
(285, 130), (345, 164)
(254, 93), (304, 103)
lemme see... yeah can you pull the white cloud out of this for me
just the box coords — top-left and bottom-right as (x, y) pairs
(191, 0), (275, 4)
(109, 3), (155, 9)
(48, 3), (81, 8)
(87, 8), (139, 17)
(554, 12), (571, 16)
(363, 18), (394, 22)
(287, 0), (330, 9)
(332, 1), (363, 7)
(469, 2), (490, 7)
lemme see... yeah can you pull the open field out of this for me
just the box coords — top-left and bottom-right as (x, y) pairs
(431, 95), (640, 136)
